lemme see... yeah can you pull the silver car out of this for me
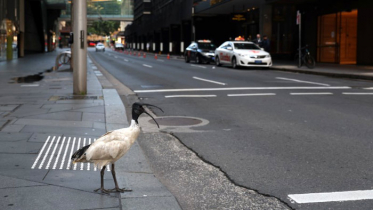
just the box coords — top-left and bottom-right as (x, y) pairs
(95, 43), (105, 52)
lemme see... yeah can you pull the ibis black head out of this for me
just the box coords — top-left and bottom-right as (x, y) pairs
(132, 102), (163, 128)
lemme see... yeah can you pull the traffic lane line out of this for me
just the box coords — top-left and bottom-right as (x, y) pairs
(134, 86), (351, 93)
(228, 93), (276, 97)
(342, 92), (373, 95)
(276, 77), (330, 86)
(165, 95), (217, 98)
(290, 92), (333, 95)
(193, 76), (226, 86)
(143, 64), (153, 68)
(289, 189), (373, 203)
(191, 64), (207, 69)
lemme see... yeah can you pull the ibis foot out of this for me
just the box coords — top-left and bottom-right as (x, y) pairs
(108, 187), (132, 193)
(94, 188), (110, 194)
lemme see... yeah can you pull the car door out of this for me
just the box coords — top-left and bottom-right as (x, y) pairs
(190, 43), (198, 61)
(218, 42), (232, 64)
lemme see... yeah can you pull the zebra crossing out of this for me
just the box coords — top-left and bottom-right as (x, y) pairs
(31, 136), (110, 172)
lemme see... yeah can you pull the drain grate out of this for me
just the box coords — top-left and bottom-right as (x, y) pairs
(31, 136), (110, 172)
(49, 95), (103, 101)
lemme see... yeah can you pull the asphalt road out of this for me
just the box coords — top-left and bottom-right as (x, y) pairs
(89, 48), (373, 210)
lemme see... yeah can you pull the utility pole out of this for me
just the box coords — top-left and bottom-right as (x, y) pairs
(73, 0), (87, 95)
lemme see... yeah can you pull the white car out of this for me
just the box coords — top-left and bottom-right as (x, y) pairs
(215, 41), (272, 68)
(95, 43), (105, 52)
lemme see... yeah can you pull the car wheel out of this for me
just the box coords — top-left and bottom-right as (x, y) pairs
(196, 56), (201, 64)
(185, 55), (190, 63)
(215, 56), (221, 66)
(232, 57), (238, 69)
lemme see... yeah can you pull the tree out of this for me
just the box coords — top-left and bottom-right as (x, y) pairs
(88, 20), (120, 36)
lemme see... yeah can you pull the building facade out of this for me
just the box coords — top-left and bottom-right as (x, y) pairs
(125, 0), (373, 65)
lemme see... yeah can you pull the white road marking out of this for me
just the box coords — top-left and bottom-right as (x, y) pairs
(193, 76), (226, 86)
(73, 138), (81, 170)
(290, 92), (333, 95)
(124, 59), (129, 62)
(80, 138), (86, 170)
(364, 87), (373, 90)
(134, 86), (351, 93)
(158, 59), (164, 62)
(342, 92), (373, 95)
(288, 189), (373, 203)
(191, 64), (207, 69)
(31, 136), (51, 169)
(46, 136), (61, 169)
(60, 137), (71, 169)
(228, 93), (276, 97)
(66, 137), (76, 170)
(87, 138), (91, 171)
(143, 64), (153, 68)
(165, 95), (217, 98)
(53, 137), (66, 169)
(21, 84), (39, 87)
(276, 77), (330, 86)
(114, 56), (118, 58)
(38, 136), (56, 169)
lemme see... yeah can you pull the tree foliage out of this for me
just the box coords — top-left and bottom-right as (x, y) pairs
(88, 20), (120, 36)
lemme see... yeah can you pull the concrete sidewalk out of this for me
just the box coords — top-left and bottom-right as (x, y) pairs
(272, 60), (373, 80)
(0, 49), (181, 210)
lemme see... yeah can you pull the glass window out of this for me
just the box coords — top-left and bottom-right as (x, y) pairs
(233, 43), (260, 50)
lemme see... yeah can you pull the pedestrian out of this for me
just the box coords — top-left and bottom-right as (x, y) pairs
(262, 35), (270, 52)
(253, 34), (262, 47)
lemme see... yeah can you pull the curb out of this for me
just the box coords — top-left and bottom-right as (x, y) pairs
(271, 66), (373, 81)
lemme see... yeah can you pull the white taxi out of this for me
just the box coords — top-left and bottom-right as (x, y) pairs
(215, 41), (272, 68)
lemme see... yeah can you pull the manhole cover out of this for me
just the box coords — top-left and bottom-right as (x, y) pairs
(149, 117), (202, 126)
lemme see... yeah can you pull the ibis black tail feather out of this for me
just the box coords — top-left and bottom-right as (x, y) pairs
(71, 144), (90, 163)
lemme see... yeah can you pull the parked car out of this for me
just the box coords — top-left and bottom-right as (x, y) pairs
(95, 43), (105, 52)
(215, 41), (272, 68)
(115, 43), (124, 51)
(184, 40), (216, 64)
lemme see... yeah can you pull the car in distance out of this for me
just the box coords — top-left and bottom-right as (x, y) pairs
(95, 43), (105, 52)
(215, 41), (272, 69)
(115, 43), (124, 51)
(184, 40), (216, 64)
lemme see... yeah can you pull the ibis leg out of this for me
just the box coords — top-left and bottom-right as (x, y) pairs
(94, 166), (110, 193)
(109, 163), (132, 192)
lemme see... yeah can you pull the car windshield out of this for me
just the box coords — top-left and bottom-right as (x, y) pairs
(234, 43), (260, 50)
(198, 43), (216, 50)
(97, 44), (103, 46)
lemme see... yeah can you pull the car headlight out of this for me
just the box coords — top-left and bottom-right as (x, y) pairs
(238, 54), (248, 57)
(202, 52), (214, 57)
(266, 54), (271, 58)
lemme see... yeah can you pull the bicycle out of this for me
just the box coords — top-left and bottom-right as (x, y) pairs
(59, 50), (71, 65)
(294, 45), (315, 69)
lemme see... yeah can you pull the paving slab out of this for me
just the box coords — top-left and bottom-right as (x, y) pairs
(0, 132), (32, 142)
(14, 119), (93, 128)
(0, 141), (43, 154)
(115, 141), (153, 174)
(83, 112), (105, 122)
(0, 185), (119, 210)
(71, 105), (105, 113)
(24, 111), (83, 121)
(21, 125), (105, 136)
(2, 124), (25, 132)
(121, 196), (182, 210)
(28, 133), (64, 143)
(0, 174), (47, 189)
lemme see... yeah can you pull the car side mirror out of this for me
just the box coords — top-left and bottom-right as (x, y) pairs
(261, 48), (264, 51)
(227, 47), (233, 50)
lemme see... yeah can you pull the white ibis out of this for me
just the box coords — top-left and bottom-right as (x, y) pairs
(71, 102), (162, 193)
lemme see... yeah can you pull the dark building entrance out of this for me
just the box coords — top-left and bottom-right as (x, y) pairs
(317, 10), (358, 64)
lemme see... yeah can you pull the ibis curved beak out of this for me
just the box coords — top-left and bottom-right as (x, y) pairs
(144, 111), (160, 128)
(143, 104), (164, 113)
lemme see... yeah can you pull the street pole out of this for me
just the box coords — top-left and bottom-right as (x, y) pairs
(297, 10), (301, 68)
(73, 0), (87, 95)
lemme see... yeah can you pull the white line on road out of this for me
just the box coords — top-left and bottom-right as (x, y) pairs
(66, 137), (76, 170)
(124, 59), (129, 62)
(60, 137), (71, 169)
(165, 95), (217, 98)
(290, 92), (333, 95)
(143, 64), (153, 68)
(73, 138), (81, 170)
(364, 87), (373, 90)
(21, 84), (39, 87)
(289, 189), (373, 203)
(193, 76), (226, 86)
(38, 136), (56, 169)
(134, 86), (351, 93)
(158, 59), (164, 62)
(342, 92), (373, 95)
(191, 64), (207, 69)
(228, 93), (276, 97)
(80, 138), (86, 170)
(31, 136), (51, 169)
(46, 136), (61, 169)
(276, 77), (330, 86)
